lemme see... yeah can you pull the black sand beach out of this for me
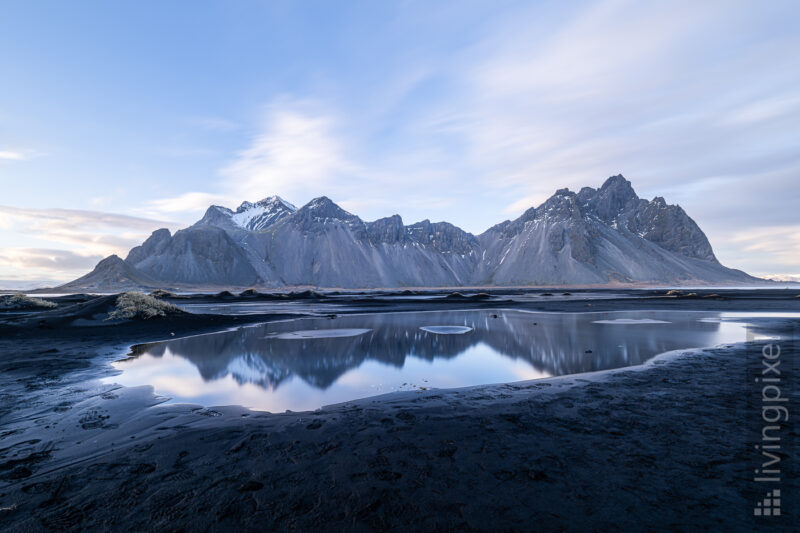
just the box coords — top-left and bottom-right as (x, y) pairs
(0, 289), (798, 531)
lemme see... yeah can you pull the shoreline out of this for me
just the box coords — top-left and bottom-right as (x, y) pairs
(1, 292), (798, 530)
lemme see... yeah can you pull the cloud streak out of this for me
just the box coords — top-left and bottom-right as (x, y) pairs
(0, 248), (103, 271)
(0, 150), (26, 161)
(147, 103), (359, 217)
(0, 206), (180, 280)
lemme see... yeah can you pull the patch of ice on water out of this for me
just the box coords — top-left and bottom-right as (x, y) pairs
(592, 318), (671, 324)
(419, 326), (474, 334)
(272, 328), (371, 339)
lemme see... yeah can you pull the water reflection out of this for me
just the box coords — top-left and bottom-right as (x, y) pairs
(109, 310), (748, 412)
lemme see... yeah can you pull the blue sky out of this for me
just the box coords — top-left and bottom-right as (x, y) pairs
(1, 0), (799, 284)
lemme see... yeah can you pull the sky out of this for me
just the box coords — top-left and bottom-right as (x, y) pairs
(1, 0), (799, 285)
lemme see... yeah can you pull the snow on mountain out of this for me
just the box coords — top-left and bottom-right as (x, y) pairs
(230, 196), (297, 231)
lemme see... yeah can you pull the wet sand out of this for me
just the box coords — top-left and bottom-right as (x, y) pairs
(0, 289), (798, 531)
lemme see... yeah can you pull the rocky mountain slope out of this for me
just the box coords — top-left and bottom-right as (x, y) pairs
(60, 176), (758, 289)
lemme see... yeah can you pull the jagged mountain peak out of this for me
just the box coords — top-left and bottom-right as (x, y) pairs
(96, 254), (125, 267)
(484, 205), (537, 238)
(236, 195), (297, 214)
(194, 197), (298, 232)
(126, 228), (172, 264)
(230, 195), (297, 231)
(406, 219), (479, 255)
(374, 213), (404, 225)
(150, 227), (172, 239)
(296, 196), (358, 221)
(59, 254), (160, 290)
(278, 197), (364, 236)
(588, 174), (640, 222)
(369, 214), (404, 231)
(601, 173), (632, 189)
(366, 215), (406, 244)
(304, 196), (342, 210)
(651, 196), (667, 207)
(537, 189), (582, 222)
(196, 205), (234, 226)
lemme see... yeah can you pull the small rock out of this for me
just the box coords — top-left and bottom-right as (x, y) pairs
(306, 419), (324, 430)
(237, 480), (264, 492)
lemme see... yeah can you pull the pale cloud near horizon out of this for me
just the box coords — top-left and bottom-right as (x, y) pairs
(0, 150), (27, 161)
(719, 224), (800, 278)
(0, 248), (103, 272)
(0, 206), (180, 281)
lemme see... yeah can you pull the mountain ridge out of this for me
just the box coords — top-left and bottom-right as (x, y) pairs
(61, 175), (759, 290)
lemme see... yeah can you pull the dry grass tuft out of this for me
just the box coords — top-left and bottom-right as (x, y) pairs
(0, 294), (57, 310)
(107, 292), (181, 320)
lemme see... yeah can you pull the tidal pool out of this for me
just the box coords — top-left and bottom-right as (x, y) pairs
(106, 310), (770, 412)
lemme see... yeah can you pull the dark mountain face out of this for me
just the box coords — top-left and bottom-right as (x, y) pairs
(60, 255), (160, 291)
(125, 226), (261, 287)
(473, 175), (737, 285)
(64, 175), (758, 289)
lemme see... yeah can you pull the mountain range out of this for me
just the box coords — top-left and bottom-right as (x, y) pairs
(62, 175), (758, 290)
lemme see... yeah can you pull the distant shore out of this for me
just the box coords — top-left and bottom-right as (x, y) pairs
(13, 277), (798, 295)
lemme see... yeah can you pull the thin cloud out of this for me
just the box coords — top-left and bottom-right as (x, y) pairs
(147, 192), (232, 215)
(0, 206), (180, 279)
(149, 102), (362, 216)
(0, 150), (26, 161)
(0, 205), (177, 233)
(0, 248), (103, 271)
(188, 116), (241, 132)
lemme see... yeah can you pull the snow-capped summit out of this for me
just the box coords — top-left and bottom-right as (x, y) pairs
(230, 195), (297, 231)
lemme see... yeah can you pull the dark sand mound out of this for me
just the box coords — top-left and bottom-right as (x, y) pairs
(287, 289), (325, 299)
(149, 289), (177, 299)
(0, 294), (57, 310)
(0, 293), (187, 329)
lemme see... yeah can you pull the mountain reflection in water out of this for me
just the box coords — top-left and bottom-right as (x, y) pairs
(110, 310), (745, 412)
